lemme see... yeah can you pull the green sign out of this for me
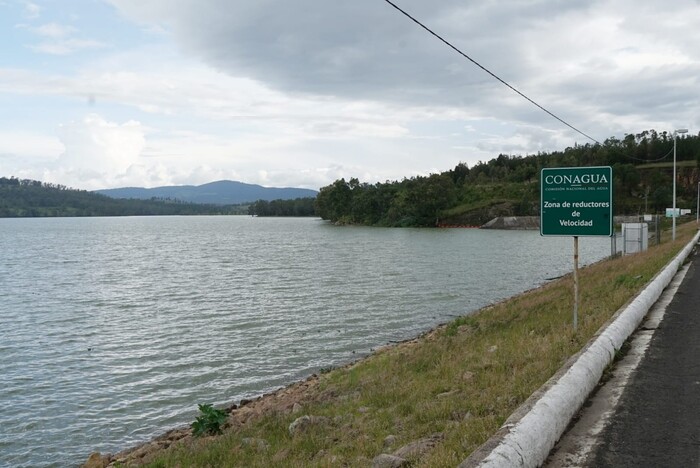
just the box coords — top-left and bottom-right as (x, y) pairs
(540, 166), (613, 236)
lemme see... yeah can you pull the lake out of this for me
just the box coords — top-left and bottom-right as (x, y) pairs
(0, 216), (612, 467)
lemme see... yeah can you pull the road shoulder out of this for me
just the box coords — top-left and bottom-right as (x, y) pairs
(544, 261), (692, 467)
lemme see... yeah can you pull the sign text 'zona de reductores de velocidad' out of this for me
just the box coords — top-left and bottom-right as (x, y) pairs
(540, 166), (613, 237)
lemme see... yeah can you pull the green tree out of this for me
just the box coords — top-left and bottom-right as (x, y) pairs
(651, 187), (672, 212)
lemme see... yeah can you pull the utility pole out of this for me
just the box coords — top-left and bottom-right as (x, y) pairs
(672, 128), (688, 241)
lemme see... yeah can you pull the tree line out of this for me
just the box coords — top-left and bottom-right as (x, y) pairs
(247, 197), (316, 217)
(315, 130), (700, 227)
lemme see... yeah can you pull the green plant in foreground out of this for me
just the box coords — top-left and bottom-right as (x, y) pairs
(191, 403), (227, 437)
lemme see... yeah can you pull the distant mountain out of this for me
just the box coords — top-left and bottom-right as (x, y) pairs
(95, 180), (318, 205)
(0, 177), (246, 217)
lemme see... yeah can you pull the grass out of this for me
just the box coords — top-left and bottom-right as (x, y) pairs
(636, 160), (697, 169)
(142, 221), (698, 467)
(440, 198), (513, 218)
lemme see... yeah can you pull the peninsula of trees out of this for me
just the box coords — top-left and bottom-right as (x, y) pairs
(315, 130), (700, 227)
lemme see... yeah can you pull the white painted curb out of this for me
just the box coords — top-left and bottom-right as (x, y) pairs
(459, 230), (700, 468)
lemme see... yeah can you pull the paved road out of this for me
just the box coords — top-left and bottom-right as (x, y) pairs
(553, 247), (700, 467)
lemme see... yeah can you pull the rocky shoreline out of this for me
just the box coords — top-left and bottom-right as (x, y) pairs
(82, 328), (448, 467)
(84, 370), (324, 467)
(480, 216), (540, 230)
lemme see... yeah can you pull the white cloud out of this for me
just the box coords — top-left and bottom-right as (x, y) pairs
(104, 0), (700, 140)
(23, 1), (40, 18)
(0, 130), (63, 160)
(18, 18), (107, 55)
(30, 22), (77, 38)
(29, 109), (416, 190)
(0, 56), (426, 142)
(42, 114), (147, 189)
(3, 1), (700, 190)
(2, 55), (467, 189)
(29, 38), (107, 55)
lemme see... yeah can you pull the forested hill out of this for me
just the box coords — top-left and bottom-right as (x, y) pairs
(0, 178), (246, 217)
(315, 130), (700, 227)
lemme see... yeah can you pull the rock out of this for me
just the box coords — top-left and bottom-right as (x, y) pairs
(83, 452), (108, 468)
(488, 345), (498, 353)
(128, 444), (151, 460)
(272, 448), (289, 463)
(288, 415), (330, 436)
(457, 325), (471, 334)
(392, 433), (444, 460)
(288, 415), (312, 435)
(241, 437), (269, 451)
(462, 371), (475, 381)
(463, 411), (473, 421)
(231, 406), (257, 425)
(314, 450), (339, 463)
(436, 389), (459, 399)
(383, 434), (397, 448)
(339, 390), (361, 402)
(358, 406), (370, 413)
(292, 402), (303, 414)
(333, 415), (346, 424)
(371, 453), (409, 468)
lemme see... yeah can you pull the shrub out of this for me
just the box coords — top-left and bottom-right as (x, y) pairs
(191, 403), (227, 437)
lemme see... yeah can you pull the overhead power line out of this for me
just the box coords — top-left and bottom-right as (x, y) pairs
(382, 0), (602, 145)
(623, 146), (673, 163)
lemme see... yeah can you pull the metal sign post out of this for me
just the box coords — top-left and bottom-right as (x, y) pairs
(573, 236), (579, 332)
(541, 166), (613, 332)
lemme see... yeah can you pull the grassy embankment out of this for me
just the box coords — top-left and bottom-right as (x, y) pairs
(636, 160), (697, 169)
(142, 222), (697, 468)
(439, 182), (537, 226)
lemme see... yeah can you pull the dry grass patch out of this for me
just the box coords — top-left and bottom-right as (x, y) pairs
(140, 223), (697, 468)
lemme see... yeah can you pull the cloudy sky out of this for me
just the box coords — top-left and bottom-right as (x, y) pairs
(1, 0), (698, 190)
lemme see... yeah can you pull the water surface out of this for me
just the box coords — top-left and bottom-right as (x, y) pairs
(0, 216), (611, 466)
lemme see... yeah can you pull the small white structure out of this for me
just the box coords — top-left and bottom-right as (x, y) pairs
(622, 223), (649, 255)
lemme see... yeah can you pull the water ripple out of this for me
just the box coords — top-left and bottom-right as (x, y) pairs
(0, 217), (611, 467)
